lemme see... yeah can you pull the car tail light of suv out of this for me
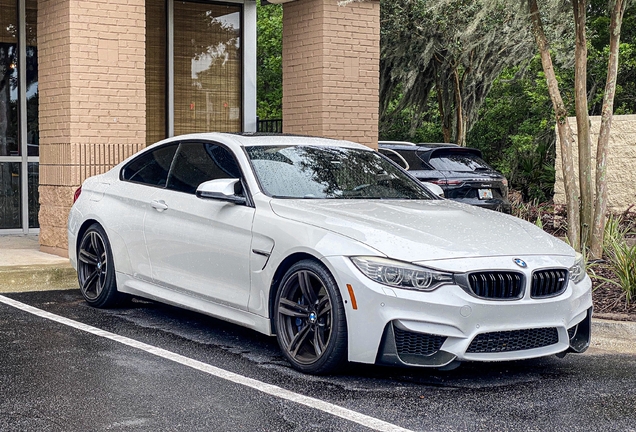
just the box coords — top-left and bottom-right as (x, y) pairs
(431, 179), (463, 186)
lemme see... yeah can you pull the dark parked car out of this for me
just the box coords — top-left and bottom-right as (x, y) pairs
(378, 141), (511, 213)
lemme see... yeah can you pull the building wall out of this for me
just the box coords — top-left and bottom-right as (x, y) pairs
(38, 0), (146, 255)
(554, 115), (636, 213)
(282, 0), (380, 148)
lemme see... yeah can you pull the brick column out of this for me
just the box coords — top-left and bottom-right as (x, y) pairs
(38, 0), (146, 256)
(282, 0), (380, 149)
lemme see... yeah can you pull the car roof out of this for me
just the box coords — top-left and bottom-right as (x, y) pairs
(379, 141), (483, 160)
(150, 133), (371, 151)
(415, 143), (460, 149)
(379, 141), (460, 147)
(378, 140), (417, 146)
(379, 141), (463, 151)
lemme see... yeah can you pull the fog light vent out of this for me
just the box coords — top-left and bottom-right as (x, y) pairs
(394, 326), (446, 357)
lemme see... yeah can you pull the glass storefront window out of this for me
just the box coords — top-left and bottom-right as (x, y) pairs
(174, 2), (242, 135)
(26, 0), (38, 157)
(146, 1), (244, 145)
(0, 162), (21, 229)
(146, 0), (166, 146)
(1, 0), (18, 157)
(1, 0), (39, 231)
(28, 162), (38, 228)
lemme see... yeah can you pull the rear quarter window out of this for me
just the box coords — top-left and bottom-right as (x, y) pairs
(121, 144), (179, 187)
(427, 152), (492, 172)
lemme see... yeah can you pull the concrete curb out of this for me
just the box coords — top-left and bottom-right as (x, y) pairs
(0, 264), (79, 293)
(590, 318), (636, 355)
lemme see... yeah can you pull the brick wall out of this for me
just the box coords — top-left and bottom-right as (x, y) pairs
(38, 0), (146, 255)
(554, 115), (636, 213)
(282, 0), (380, 148)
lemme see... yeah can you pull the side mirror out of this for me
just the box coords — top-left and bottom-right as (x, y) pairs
(423, 182), (444, 198)
(196, 178), (246, 205)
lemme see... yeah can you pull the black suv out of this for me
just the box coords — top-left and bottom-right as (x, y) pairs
(378, 141), (511, 213)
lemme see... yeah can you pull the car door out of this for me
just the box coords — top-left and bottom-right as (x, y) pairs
(143, 141), (255, 310)
(116, 143), (180, 281)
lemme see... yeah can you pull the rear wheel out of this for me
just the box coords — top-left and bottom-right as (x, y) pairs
(274, 260), (347, 374)
(77, 223), (119, 308)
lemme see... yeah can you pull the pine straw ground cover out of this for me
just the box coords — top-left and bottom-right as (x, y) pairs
(510, 193), (636, 322)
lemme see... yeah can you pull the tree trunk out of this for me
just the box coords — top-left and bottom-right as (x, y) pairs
(573, 0), (593, 249)
(453, 69), (465, 146)
(590, 0), (627, 259)
(528, 0), (581, 251)
(436, 77), (452, 143)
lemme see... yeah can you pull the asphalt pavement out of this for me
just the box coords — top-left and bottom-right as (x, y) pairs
(1, 234), (636, 431)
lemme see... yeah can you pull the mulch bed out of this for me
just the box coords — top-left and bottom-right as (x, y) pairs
(590, 263), (636, 321)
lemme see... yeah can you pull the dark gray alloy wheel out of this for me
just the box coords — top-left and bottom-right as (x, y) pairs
(275, 260), (347, 374)
(77, 223), (119, 308)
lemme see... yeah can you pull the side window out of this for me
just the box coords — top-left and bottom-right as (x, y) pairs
(167, 142), (241, 194)
(121, 144), (179, 187)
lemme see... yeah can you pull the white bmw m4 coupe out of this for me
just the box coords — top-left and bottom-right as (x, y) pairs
(68, 133), (592, 374)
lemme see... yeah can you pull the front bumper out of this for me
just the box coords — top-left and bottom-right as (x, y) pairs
(323, 255), (593, 367)
(376, 307), (591, 367)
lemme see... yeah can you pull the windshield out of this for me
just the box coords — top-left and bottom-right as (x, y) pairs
(246, 146), (434, 200)
(427, 151), (492, 172)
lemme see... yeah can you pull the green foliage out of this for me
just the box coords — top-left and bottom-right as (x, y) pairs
(603, 215), (636, 304)
(380, 0), (535, 143)
(380, 1), (636, 203)
(379, 96), (445, 142)
(603, 214), (629, 251)
(467, 58), (565, 202)
(256, 3), (283, 119)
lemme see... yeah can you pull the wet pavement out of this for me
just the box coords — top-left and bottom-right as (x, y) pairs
(1, 289), (635, 432)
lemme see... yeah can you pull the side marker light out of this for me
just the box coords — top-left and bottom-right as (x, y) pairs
(346, 284), (358, 310)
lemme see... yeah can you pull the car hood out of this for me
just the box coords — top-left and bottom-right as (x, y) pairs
(269, 199), (572, 262)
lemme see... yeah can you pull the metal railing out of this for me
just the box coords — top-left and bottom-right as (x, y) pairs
(257, 119), (283, 133)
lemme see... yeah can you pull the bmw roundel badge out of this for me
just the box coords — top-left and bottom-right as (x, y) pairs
(513, 258), (527, 268)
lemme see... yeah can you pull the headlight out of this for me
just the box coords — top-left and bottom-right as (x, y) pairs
(569, 252), (586, 284)
(350, 256), (454, 291)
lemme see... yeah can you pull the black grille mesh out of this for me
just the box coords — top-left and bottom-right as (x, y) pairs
(394, 327), (446, 357)
(468, 272), (523, 299)
(467, 327), (559, 353)
(532, 269), (568, 298)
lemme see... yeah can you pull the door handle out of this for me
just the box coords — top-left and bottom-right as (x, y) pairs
(150, 199), (168, 212)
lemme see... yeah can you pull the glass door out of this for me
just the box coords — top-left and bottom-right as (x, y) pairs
(0, 0), (38, 233)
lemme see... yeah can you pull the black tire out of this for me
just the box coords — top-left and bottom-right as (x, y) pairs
(274, 259), (348, 374)
(77, 223), (119, 308)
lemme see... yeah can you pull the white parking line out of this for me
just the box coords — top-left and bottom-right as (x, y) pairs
(0, 295), (413, 432)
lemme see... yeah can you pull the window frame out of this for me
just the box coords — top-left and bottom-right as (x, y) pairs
(164, 140), (245, 196)
(119, 143), (180, 188)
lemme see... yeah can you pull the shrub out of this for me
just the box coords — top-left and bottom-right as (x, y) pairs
(603, 215), (636, 304)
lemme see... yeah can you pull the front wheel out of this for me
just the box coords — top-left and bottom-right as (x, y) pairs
(274, 260), (348, 374)
(77, 223), (119, 308)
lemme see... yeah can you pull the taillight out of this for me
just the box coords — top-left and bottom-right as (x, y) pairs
(431, 180), (462, 186)
(73, 186), (82, 203)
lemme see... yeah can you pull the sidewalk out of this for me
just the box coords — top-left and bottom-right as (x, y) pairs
(0, 235), (78, 293)
(0, 234), (634, 355)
